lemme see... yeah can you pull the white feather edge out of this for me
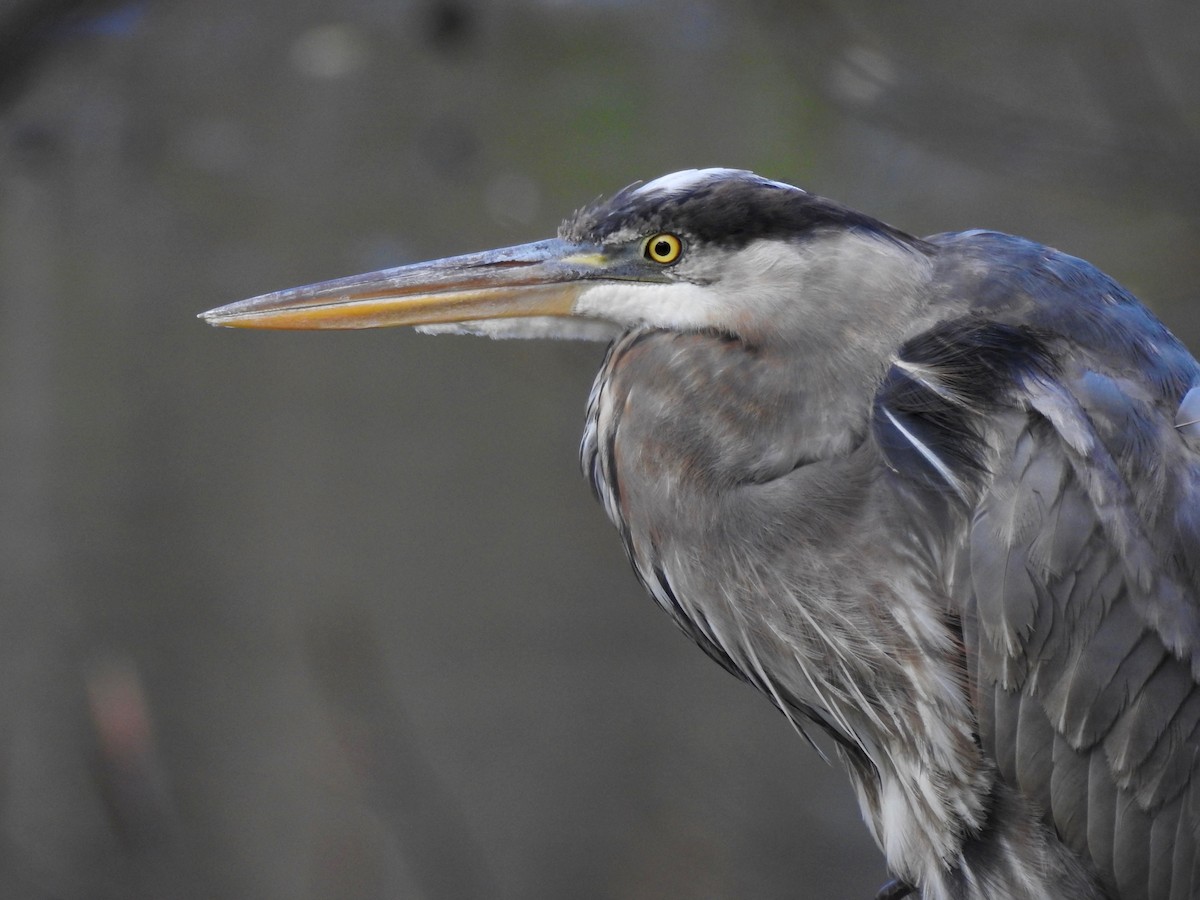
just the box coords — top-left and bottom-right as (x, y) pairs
(416, 316), (622, 342)
(633, 167), (799, 198)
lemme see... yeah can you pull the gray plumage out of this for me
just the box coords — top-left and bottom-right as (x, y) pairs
(201, 168), (1200, 899)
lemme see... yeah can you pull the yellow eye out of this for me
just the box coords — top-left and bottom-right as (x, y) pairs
(644, 233), (683, 264)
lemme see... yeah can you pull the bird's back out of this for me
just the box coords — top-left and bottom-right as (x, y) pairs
(917, 232), (1200, 900)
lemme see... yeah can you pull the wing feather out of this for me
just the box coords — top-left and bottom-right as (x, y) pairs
(1044, 602), (1158, 747)
(1147, 793), (1180, 899)
(1051, 732), (1092, 852)
(1112, 791), (1152, 900)
(874, 269), (1200, 898)
(1107, 657), (1195, 789)
(990, 681), (1021, 786)
(1087, 750), (1118, 883)
(1016, 690), (1055, 802)
(1168, 787), (1196, 900)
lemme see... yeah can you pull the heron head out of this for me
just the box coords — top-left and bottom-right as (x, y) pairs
(201, 168), (929, 345)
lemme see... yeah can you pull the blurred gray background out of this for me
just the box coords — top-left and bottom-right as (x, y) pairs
(0, 1), (1197, 897)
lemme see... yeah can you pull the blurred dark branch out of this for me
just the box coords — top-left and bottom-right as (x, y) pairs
(306, 614), (499, 900)
(85, 656), (178, 856)
(0, 655), (181, 900)
(85, 654), (192, 900)
(0, 0), (130, 110)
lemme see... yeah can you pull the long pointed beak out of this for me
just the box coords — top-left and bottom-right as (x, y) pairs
(199, 239), (611, 330)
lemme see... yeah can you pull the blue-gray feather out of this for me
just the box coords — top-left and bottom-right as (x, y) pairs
(878, 231), (1200, 898)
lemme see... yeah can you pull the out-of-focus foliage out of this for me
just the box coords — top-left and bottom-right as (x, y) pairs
(0, 1), (1195, 897)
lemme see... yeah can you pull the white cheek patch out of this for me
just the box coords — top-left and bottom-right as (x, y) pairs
(570, 241), (804, 333)
(572, 281), (729, 332)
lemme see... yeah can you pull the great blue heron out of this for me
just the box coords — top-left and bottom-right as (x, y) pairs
(202, 169), (1200, 899)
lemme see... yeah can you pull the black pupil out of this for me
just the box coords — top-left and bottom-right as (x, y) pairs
(653, 239), (671, 258)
